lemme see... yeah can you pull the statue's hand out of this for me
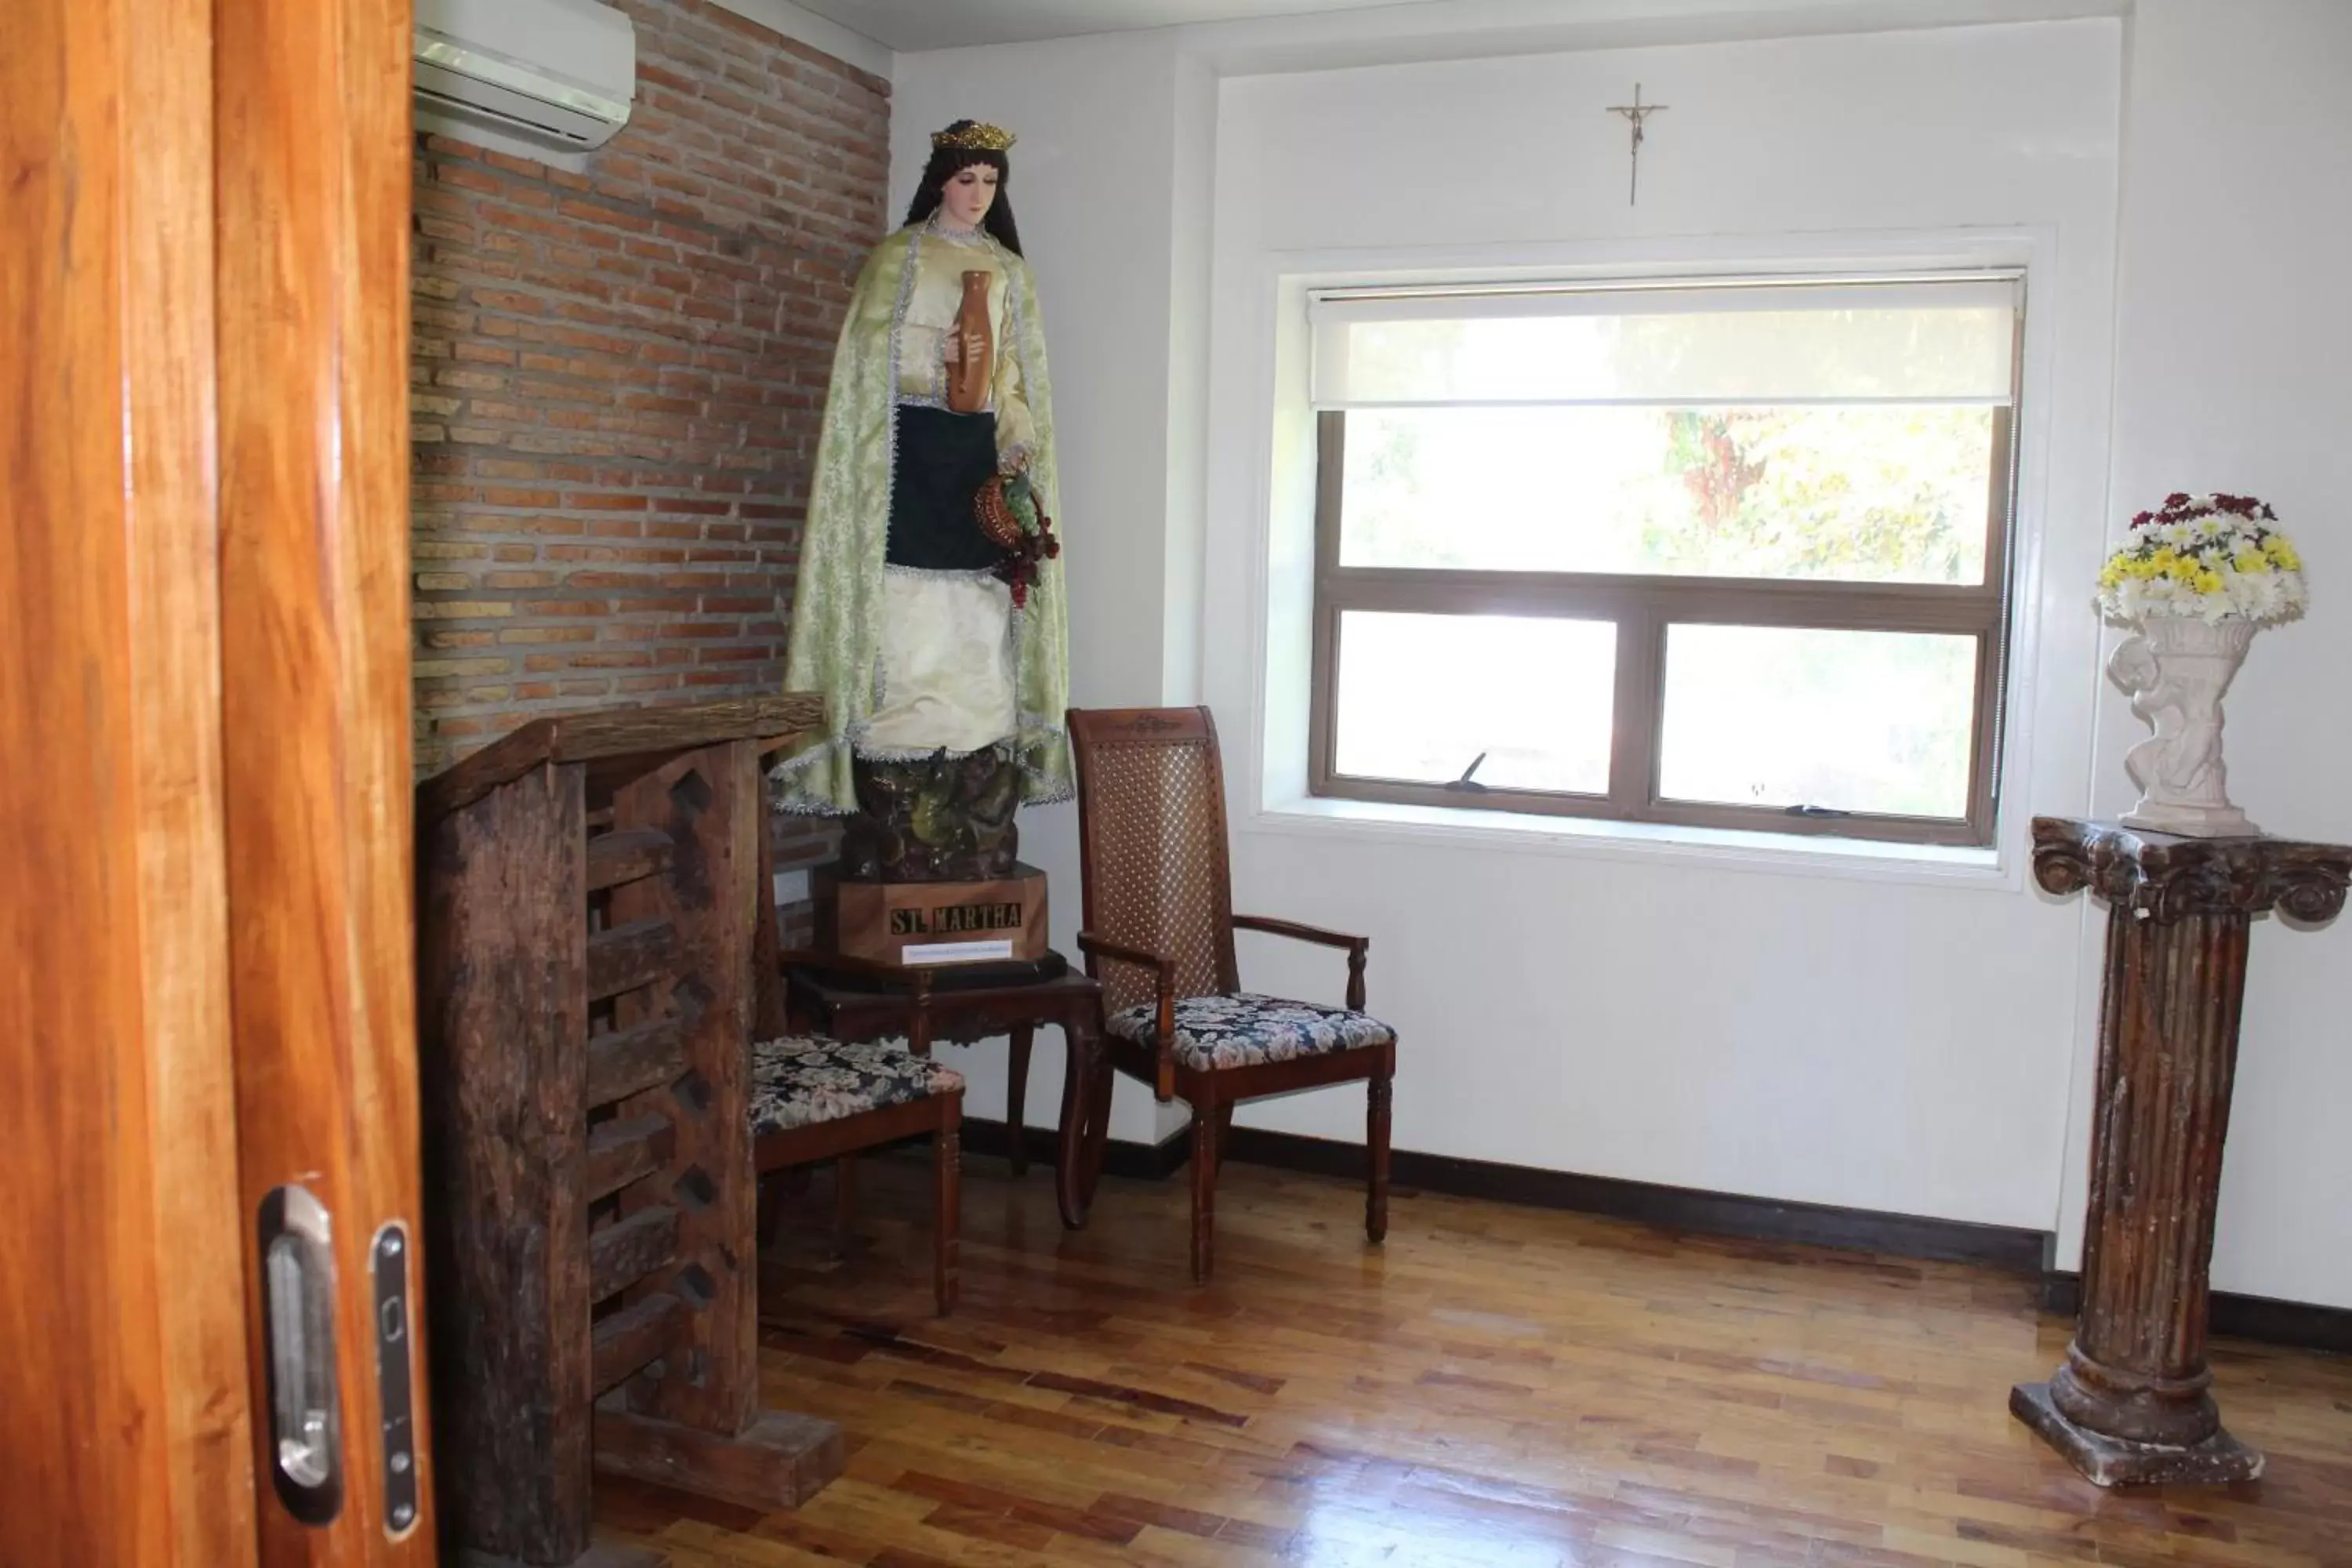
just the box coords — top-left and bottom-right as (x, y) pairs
(942, 332), (960, 366)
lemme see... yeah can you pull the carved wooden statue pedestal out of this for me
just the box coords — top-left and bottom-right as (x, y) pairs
(2016, 818), (2351, 1486)
(821, 750), (1052, 971)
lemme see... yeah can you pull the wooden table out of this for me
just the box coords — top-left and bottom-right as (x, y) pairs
(782, 959), (1112, 1229)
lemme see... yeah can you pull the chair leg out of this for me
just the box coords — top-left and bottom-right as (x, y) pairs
(832, 1154), (857, 1259)
(1079, 1030), (1113, 1210)
(935, 1099), (962, 1316)
(1006, 1023), (1033, 1176)
(756, 1170), (787, 1251)
(1367, 1063), (1392, 1245)
(1189, 1091), (1220, 1284)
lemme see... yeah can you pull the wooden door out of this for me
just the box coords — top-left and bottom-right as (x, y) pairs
(2, 0), (434, 1560)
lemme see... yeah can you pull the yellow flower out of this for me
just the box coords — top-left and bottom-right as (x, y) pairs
(2233, 550), (2269, 574)
(2194, 569), (2225, 594)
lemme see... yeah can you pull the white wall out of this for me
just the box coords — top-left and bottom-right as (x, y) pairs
(1203, 20), (2119, 1232)
(2054, 0), (2352, 1308)
(888, 1), (2352, 1308)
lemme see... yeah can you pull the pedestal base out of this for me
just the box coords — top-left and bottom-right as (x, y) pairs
(2009, 1381), (2263, 1487)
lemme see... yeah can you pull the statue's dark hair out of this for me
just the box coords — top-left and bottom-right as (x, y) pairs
(902, 121), (1023, 256)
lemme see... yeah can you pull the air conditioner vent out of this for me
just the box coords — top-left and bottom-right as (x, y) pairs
(412, 0), (634, 154)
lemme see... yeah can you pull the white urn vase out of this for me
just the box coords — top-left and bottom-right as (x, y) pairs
(2106, 615), (2260, 837)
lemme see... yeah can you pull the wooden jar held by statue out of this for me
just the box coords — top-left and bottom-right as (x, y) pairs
(947, 269), (993, 413)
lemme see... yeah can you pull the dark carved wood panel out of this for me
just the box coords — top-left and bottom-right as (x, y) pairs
(586, 1115), (677, 1203)
(417, 762), (591, 1562)
(594, 1410), (844, 1513)
(590, 1207), (681, 1303)
(586, 1015), (690, 1110)
(590, 1294), (689, 1399)
(588, 917), (681, 1002)
(418, 703), (838, 1562)
(587, 827), (676, 892)
(418, 694), (825, 826)
(609, 742), (761, 1435)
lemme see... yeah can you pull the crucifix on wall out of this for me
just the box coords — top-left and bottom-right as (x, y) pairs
(1606, 82), (1668, 205)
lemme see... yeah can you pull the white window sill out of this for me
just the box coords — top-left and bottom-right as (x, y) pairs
(1248, 792), (2016, 891)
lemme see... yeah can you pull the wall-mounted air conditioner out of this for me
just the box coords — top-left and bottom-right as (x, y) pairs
(413, 0), (636, 153)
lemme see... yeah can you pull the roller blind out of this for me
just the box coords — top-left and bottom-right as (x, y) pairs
(1308, 274), (2020, 409)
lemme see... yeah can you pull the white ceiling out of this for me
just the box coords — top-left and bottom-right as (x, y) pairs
(786, 0), (1428, 52)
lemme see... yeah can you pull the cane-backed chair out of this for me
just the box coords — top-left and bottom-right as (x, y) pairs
(1067, 706), (1395, 1282)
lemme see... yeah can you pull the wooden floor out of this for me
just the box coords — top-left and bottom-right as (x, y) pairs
(596, 1151), (2352, 1567)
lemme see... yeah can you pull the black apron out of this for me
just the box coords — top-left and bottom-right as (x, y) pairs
(886, 404), (1004, 572)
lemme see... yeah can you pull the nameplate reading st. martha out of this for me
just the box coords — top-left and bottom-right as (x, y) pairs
(815, 864), (1048, 965)
(889, 902), (1024, 937)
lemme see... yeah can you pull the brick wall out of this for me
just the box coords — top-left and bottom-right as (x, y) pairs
(410, 0), (886, 930)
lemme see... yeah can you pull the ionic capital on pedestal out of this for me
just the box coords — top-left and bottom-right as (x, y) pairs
(2031, 816), (2352, 925)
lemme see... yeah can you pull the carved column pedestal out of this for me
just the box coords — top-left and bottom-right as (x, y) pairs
(2016, 818), (2351, 1486)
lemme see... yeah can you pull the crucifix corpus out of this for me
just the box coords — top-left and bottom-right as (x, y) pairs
(1606, 82), (1668, 205)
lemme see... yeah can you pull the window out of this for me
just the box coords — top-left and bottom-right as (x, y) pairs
(1306, 273), (2021, 846)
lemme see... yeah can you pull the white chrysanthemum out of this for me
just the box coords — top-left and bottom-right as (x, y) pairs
(2092, 495), (2308, 626)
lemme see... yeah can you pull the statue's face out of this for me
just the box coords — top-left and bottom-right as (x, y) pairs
(938, 162), (999, 230)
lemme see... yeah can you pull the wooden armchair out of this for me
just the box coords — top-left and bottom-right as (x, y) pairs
(1066, 706), (1396, 1282)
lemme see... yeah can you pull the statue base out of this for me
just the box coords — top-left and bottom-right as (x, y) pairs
(2118, 803), (2259, 838)
(815, 862), (1047, 968)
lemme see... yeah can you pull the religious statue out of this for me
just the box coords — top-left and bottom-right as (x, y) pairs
(773, 119), (1069, 891)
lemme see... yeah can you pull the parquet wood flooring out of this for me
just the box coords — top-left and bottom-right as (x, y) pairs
(593, 1153), (2352, 1566)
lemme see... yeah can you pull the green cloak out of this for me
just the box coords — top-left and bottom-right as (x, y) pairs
(771, 225), (1072, 815)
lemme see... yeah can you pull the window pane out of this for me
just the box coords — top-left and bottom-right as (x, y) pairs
(1334, 612), (1613, 795)
(1339, 405), (1994, 585)
(1657, 626), (1977, 818)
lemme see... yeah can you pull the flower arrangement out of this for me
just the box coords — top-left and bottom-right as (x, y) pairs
(2095, 492), (2307, 625)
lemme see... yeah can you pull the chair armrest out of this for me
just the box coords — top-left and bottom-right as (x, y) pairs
(1232, 914), (1370, 1012)
(1075, 931), (1179, 1102)
(1073, 931), (1175, 978)
(1232, 914), (1367, 953)
(775, 948), (936, 1055)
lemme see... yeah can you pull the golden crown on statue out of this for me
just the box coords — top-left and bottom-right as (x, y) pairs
(931, 122), (1016, 152)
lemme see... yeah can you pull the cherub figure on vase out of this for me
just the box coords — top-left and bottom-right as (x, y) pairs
(2096, 493), (2307, 837)
(772, 120), (1067, 963)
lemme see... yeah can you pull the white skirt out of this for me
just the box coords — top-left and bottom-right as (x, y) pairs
(862, 570), (1018, 755)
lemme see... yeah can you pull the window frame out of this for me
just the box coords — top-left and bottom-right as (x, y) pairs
(1305, 325), (2022, 848)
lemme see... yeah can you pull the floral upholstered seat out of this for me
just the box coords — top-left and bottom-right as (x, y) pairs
(1102, 993), (1396, 1074)
(748, 1035), (965, 1137)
